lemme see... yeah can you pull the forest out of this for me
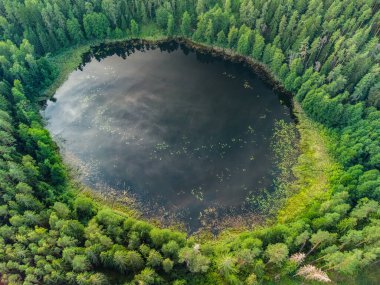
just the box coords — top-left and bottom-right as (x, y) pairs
(0, 0), (379, 284)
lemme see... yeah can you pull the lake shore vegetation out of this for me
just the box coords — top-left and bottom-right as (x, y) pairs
(0, 0), (379, 284)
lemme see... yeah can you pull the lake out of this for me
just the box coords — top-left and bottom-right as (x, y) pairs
(44, 41), (294, 231)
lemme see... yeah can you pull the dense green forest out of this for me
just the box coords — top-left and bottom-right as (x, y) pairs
(0, 0), (379, 284)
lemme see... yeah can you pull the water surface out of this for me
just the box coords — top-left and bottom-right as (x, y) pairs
(44, 41), (293, 230)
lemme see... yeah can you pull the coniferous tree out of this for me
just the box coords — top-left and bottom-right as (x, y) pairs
(237, 31), (252, 55)
(167, 14), (175, 36)
(205, 19), (214, 44)
(0, 1), (379, 284)
(227, 26), (239, 48)
(181, 12), (192, 37)
(216, 30), (227, 47)
(252, 31), (265, 60)
(130, 19), (139, 37)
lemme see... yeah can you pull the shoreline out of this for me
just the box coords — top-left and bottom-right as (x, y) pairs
(43, 36), (330, 239)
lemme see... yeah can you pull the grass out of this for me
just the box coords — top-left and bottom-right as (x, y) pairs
(277, 102), (341, 223)
(43, 44), (94, 98)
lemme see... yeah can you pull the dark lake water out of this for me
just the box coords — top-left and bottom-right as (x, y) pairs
(44, 41), (293, 231)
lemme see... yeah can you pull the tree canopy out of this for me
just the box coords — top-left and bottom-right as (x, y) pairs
(0, 0), (379, 284)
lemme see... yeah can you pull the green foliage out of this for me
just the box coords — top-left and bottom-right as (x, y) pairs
(204, 19), (214, 44)
(181, 12), (192, 37)
(130, 20), (139, 37)
(162, 240), (181, 259)
(72, 255), (92, 272)
(227, 26), (239, 48)
(252, 32), (265, 60)
(163, 258), (174, 272)
(265, 243), (289, 265)
(237, 31), (252, 55)
(0, 0), (379, 284)
(74, 197), (97, 223)
(214, 30), (225, 48)
(114, 249), (144, 272)
(83, 13), (110, 39)
(167, 15), (175, 36)
(155, 7), (168, 29)
(67, 18), (84, 43)
(133, 267), (158, 284)
(147, 249), (163, 268)
(179, 247), (210, 273)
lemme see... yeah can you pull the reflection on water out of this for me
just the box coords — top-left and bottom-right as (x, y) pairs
(44, 41), (293, 231)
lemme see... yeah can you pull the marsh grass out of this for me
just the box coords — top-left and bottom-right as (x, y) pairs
(277, 102), (341, 223)
(43, 45), (93, 99)
(244, 118), (299, 216)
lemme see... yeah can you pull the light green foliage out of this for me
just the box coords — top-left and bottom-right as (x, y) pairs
(181, 12), (192, 37)
(72, 255), (91, 272)
(162, 240), (180, 259)
(262, 43), (275, 64)
(130, 19), (139, 37)
(217, 255), (238, 277)
(227, 26), (239, 48)
(309, 230), (337, 253)
(133, 267), (157, 284)
(112, 249), (144, 272)
(252, 32), (265, 60)
(245, 273), (258, 285)
(240, 0), (256, 27)
(265, 243), (289, 265)
(216, 30), (227, 47)
(179, 247), (210, 273)
(237, 31), (252, 55)
(162, 258), (174, 272)
(205, 19), (214, 44)
(271, 48), (285, 74)
(147, 249), (163, 267)
(76, 272), (108, 285)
